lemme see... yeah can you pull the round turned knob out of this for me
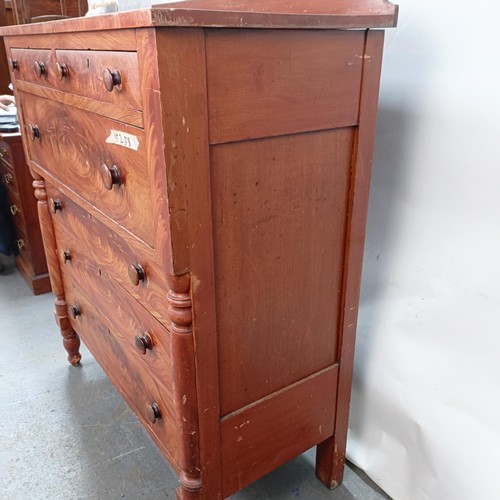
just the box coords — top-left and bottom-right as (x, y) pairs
(145, 402), (161, 424)
(134, 332), (153, 355)
(70, 305), (81, 319)
(10, 204), (19, 216)
(128, 263), (145, 286)
(3, 173), (13, 185)
(50, 199), (63, 214)
(16, 238), (26, 251)
(103, 68), (122, 92)
(100, 163), (122, 190)
(28, 124), (41, 142)
(62, 250), (72, 263)
(8, 58), (19, 72)
(34, 61), (47, 77)
(55, 62), (69, 80)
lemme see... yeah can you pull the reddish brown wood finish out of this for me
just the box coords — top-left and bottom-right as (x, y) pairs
(316, 29), (386, 489)
(1, 3), (396, 497)
(221, 365), (338, 497)
(206, 29), (364, 144)
(212, 129), (353, 415)
(0, 132), (50, 294)
(0, 0), (9, 93)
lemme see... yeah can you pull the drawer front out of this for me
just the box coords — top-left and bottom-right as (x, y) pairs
(0, 141), (14, 167)
(7, 194), (28, 235)
(1, 161), (19, 194)
(61, 255), (180, 467)
(48, 185), (170, 326)
(10, 48), (142, 111)
(20, 91), (154, 245)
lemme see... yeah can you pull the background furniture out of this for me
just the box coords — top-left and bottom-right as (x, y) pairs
(1, 1), (397, 497)
(0, 131), (50, 293)
(11, 0), (87, 23)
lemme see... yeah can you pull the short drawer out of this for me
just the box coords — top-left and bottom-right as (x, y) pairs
(7, 195), (28, 234)
(47, 185), (169, 327)
(0, 141), (14, 167)
(20, 91), (154, 246)
(61, 256), (181, 468)
(9, 48), (142, 111)
(1, 162), (18, 194)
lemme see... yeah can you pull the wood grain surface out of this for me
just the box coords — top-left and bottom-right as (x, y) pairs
(207, 29), (364, 144)
(212, 128), (354, 415)
(47, 185), (170, 326)
(0, 0), (398, 36)
(221, 365), (338, 497)
(19, 91), (154, 245)
(60, 248), (181, 469)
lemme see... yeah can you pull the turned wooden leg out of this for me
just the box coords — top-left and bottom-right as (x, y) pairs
(55, 297), (81, 366)
(33, 175), (81, 365)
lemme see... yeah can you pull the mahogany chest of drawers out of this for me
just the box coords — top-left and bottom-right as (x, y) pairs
(0, 131), (50, 293)
(1, 1), (397, 497)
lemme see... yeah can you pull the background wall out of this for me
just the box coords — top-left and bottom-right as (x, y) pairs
(347, 1), (500, 499)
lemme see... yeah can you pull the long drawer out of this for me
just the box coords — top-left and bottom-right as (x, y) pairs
(48, 184), (170, 326)
(9, 47), (142, 111)
(19, 91), (154, 245)
(60, 250), (181, 469)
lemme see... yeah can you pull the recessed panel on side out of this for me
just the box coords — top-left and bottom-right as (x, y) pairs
(211, 129), (355, 415)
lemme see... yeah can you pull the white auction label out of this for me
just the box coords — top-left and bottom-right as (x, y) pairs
(106, 130), (140, 151)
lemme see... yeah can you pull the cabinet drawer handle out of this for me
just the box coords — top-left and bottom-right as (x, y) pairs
(34, 61), (47, 77)
(62, 250), (72, 263)
(128, 263), (145, 286)
(145, 402), (161, 424)
(134, 332), (153, 355)
(103, 68), (122, 92)
(16, 238), (25, 251)
(70, 305), (81, 319)
(28, 124), (41, 142)
(50, 199), (63, 214)
(3, 173), (13, 185)
(55, 62), (69, 80)
(100, 163), (122, 190)
(10, 204), (19, 216)
(8, 58), (19, 71)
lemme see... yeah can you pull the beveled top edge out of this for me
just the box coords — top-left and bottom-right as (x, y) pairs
(0, 1), (398, 36)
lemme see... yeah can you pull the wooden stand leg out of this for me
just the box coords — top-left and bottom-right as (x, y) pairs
(55, 297), (81, 366)
(315, 436), (345, 489)
(32, 175), (81, 365)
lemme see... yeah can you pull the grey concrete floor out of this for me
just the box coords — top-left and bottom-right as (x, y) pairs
(0, 259), (391, 500)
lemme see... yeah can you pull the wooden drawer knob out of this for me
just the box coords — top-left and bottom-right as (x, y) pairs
(103, 68), (122, 92)
(34, 61), (47, 77)
(70, 305), (81, 319)
(62, 250), (72, 263)
(100, 163), (122, 190)
(145, 402), (161, 424)
(128, 263), (145, 286)
(16, 238), (25, 251)
(3, 173), (13, 185)
(50, 199), (63, 214)
(134, 332), (153, 355)
(8, 58), (19, 71)
(55, 62), (69, 80)
(28, 124), (41, 142)
(10, 204), (19, 216)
